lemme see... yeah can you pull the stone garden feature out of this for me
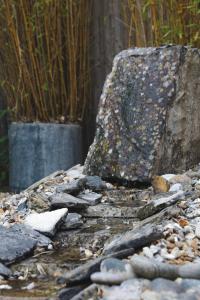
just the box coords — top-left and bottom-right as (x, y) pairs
(84, 46), (200, 183)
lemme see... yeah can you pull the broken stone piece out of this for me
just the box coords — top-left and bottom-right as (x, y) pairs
(12, 224), (52, 248)
(50, 193), (89, 210)
(0, 263), (12, 278)
(82, 203), (138, 218)
(78, 191), (102, 205)
(24, 208), (68, 237)
(0, 225), (36, 265)
(61, 213), (83, 230)
(84, 176), (107, 191)
(56, 178), (86, 195)
(137, 191), (185, 220)
(169, 183), (183, 192)
(103, 224), (163, 255)
(84, 46), (200, 183)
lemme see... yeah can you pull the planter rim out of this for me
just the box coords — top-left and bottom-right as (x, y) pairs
(10, 122), (81, 128)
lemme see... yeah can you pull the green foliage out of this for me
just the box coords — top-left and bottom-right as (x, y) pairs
(123, 0), (200, 48)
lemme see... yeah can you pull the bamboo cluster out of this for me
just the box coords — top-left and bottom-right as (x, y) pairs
(123, 0), (200, 48)
(0, 0), (91, 123)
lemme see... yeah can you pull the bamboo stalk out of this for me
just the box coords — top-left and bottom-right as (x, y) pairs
(0, 0), (91, 123)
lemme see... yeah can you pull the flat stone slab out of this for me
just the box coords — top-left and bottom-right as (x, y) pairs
(11, 224), (52, 248)
(78, 191), (102, 205)
(0, 225), (37, 265)
(137, 190), (185, 220)
(61, 213), (83, 230)
(56, 178), (85, 195)
(81, 204), (138, 218)
(84, 176), (107, 191)
(24, 208), (68, 237)
(103, 223), (163, 255)
(50, 193), (89, 211)
(0, 263), (12, 278)
(84, 46), (200, 183)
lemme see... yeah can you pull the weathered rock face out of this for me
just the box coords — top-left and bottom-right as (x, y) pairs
(84, 46), (200, 182)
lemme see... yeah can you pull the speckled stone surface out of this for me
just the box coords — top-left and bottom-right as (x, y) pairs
(84, 46), (200, 182)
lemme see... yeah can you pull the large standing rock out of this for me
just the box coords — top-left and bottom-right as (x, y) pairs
(84, 46), (200, 182)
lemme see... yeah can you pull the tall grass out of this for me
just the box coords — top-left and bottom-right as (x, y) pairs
(0, 0), (91, 123)
(123, 0), (200, 48)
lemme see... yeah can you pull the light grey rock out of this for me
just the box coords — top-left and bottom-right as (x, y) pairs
(0, 225), (36, 265)
(24, 208), (68, 237)
(141, 290), (173, 300)
(0, 284), (12, 290)
(160, 247), (182, 260)
(56, 178), (86, 195)
(162, 174), (176, 181)
(17, 197), (27, 211)
(66, 164), (84, 179)
(91, 258), (135, 285)
(78, 191), (102, 205)
(169, 183), (183, 192)
(50, 193), (89, 210)
(103, 223), (163, 255)
(84, 175), (107, 191)
(0, 263), (12, 278)
(84, 46), (200, 183)
(195, 223), (200, 238)
(100, 258), (129, 273)
(100, 278), (150, 300)
(61, 213), (83, 230)
(82, 203), (138, 218)
(179, 279), (200, 292)
(91, 270), (135, 285)
(137, 191), (185, 220)
(131, 254), (200, 280)
(150, 278), (182, 293)
(12, 224), (52, 248)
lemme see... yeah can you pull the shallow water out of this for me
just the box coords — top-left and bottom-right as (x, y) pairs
(0, 188), (143, 298)
(1, 217), (135, 298)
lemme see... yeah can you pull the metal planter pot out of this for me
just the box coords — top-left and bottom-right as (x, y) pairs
(9, 123), (82, 192)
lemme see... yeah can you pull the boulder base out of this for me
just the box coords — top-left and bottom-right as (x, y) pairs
(84, 46), (200, 182)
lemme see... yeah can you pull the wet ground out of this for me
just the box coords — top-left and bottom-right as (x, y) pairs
(0, 188), (143, 298)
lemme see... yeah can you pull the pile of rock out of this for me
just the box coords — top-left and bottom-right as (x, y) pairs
(57, 164), (200, 300)
(1, 163), (200, 298)
(0, 165), (111, 286)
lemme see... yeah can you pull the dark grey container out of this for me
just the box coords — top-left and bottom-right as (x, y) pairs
(9, 123), (82, 192)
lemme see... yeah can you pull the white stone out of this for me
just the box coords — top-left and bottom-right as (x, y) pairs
(169, 183), (183, 192)
(161, 174), (175, 181)
(66, 164), (85, 179)
(24, 208), (68, 236)
(195, 224), (200, 239)
(143, 247), (154, 259)
(0, 285), (12, 290)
